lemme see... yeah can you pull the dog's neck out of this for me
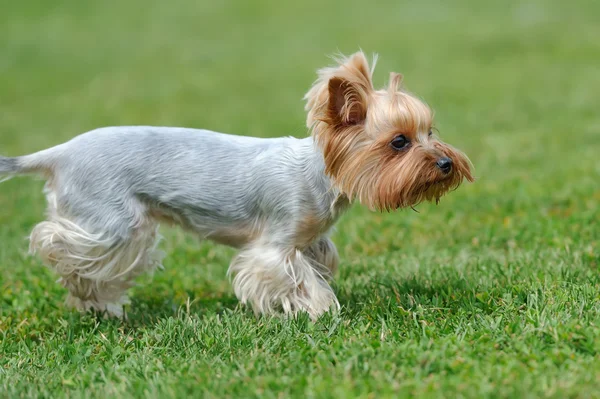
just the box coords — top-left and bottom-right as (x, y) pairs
(297, 136), (352, 220)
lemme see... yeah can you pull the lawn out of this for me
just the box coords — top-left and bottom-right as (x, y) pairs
(1, 0), (599, 397)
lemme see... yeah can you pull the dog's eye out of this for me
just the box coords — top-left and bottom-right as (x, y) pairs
(390, 135), (410, 150)
(428, 130), (433, 137)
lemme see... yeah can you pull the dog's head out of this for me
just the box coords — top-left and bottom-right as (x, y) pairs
(304, 51), (474, 211)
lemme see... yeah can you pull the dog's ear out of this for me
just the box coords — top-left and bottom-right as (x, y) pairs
(327, 77), (367, 125)
(326, 52), (375, 126)
(304, 51), (376, 129)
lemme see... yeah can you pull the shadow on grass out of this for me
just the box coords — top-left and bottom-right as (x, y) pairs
(52, 275), (507, 332)
(123, 276), (503, 326)
(123, 291), (241, 326)
(336, 275), (510, 319)
(36, 293), (243, 341)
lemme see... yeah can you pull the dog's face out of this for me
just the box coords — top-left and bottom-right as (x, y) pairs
(305, 52), (474, 211)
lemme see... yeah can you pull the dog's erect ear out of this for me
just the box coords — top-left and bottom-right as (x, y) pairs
(326, 52), (375, 126)
(304, 51), (376, 129)
(327, 77), (367, 125)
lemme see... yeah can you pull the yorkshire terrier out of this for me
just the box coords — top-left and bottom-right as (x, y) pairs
(0, 52), (473, 319)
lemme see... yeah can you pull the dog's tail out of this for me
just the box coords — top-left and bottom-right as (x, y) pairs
(0, 156), (20, 183)
(0, 146), (64, 182)
(0, 157), (19, 174)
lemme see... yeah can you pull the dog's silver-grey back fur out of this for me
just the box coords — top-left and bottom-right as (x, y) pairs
(4, 127), (344, 242)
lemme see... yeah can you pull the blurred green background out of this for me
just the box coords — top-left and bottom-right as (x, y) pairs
(1, 0), (599, 397)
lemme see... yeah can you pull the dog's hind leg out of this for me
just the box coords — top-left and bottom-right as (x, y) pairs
(30, 217), (164, 317)
(29, 187), (164, 318)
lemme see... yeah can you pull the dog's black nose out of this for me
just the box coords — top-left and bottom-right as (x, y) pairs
(436, 157), (453, 174)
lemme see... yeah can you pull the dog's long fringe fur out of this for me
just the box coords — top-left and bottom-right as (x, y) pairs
(228, 239), (340, 319)
(30, 206), (164, 317)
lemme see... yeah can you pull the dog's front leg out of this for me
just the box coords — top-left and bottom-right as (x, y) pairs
(228, 241), (339, 320)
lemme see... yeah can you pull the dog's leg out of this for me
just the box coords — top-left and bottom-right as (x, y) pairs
(29, 214), (163, 318)
(228, 242), (339, 320)
(304, 237), (339, 277)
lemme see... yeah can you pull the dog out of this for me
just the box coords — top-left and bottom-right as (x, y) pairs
(0, 52), (473, 320)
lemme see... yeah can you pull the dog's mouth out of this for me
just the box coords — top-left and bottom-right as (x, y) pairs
(391, 173), (464, 210)
(417, 181), (446, 204)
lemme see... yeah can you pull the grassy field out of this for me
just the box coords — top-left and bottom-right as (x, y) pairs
(1, 0), (599, 397)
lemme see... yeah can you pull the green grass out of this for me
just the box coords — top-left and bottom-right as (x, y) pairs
(1, 0), (599, 397)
